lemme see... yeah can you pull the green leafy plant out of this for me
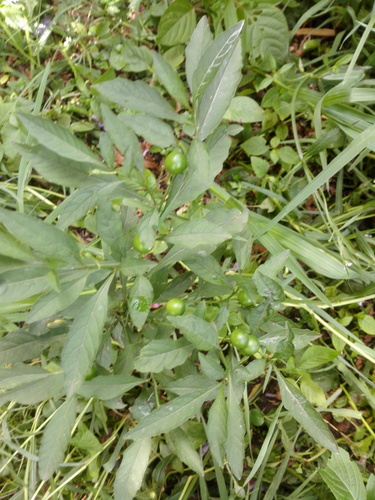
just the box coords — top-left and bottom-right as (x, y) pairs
(1, 1), (375, 499)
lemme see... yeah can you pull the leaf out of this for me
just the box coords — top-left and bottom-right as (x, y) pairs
(225, 374), (245, 479)
(100, 105), (144, 171)
(276, 371), (338, 454)
(70, 423), (102, 454)
(168, 428), (204, 476)
(27, 272), (87, 323)
(134, 339), (194, 373)
(114, 438), (152, 500)
(77, 375), (142, 400)
(120, 258), (157, 276)
(319, 447), (367, 500)
(16, 143), (108, 188)
(157, 0), (196, 47)
(192, 21), (244, 101)
(166, 219), (231, 248)
(151, 51), (189, 108)
(246, 6), (289, 62)
(223, 96), (264, 123)
(0, 372), (64, 406)
(206, 386), (227, 467)
(197, 34), (243, 140)
(0, 209), (80, 262)
(125, 385), (218, 440)
(0, 330), (66, 364)
(297, 346), (339, 371)
(94, 78), (182, 122)
(185, 16), (212, 92)
(253, 272), (285, 306)
(358, 314), (375, 335)
(61, 276), (113, 397)
(17, 113), (102, 166)
(129, 276), (153, 330)
(0, 267), (50, 304)
(198, 352), (225, 380)
(119, 111), (177, 148)
(300, 374), (327, 408)
(0, 231), (36, 261)
(167, 313), (219, 351)
(185, 255), (233, 289)
(38, 397), (77, 480)
(0, 364), (52, 390)
(165, 375), (217, 396)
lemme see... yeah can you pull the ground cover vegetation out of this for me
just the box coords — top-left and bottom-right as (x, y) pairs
(0, 0), (375, 498)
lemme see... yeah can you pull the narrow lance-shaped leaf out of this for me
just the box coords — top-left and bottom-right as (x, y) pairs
(125, 384), (219, 440)
(61, 275), (113, 397)
(185, 16), (212, 92)
(167, 314), (219, 351)
(114, 438), (152, 500)
(197, 37), (243, 141)
(276, 370), (338, 454)
(17, 113), (102, 166)
(38, 396), (77, 480)
(225, 374), (245, 479)
(206, 385), (227, 467)
(151, 51), (189, 108)
(134, 339), (194, 373)
(0, 208), (80, 262)
(129, 275), (153, 331)
(169, 428), (204, 477)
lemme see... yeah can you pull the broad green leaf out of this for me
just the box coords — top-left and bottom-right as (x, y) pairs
(300, 374), (327, 408)
(129, 276), (153, 330)
(17, 113), (102, 166)
(241, 136), (268, 156)
(125, 385), (218, 439)
(120, 258), (157, 276)
(114, 438), (152, 500)
(70, 423), (102, 454)
(246, 6), (289, 62)
(358, 313), (375, 335)
(319, 447), (366, 500)
(134, 339), (194, 373)
(151, 51), (189, 108)
(77, 375), (142, 399)
(0, 364), (52, 390)
(96, 199), (126, 259)
(276, 371), (338, 454)
(0, 372), (64, 406)
(0, 330), (66, 364)
(0, 208), (80, 262)
(54, 182), (144, 230)
(225, 374), (244, 479)
(16, 143), (108, 188)
(223, 96), (264, 123)
(61, 276), (113, 397)
(0, 267), (50, 304)
(198, 352), (225, 380)
(166, 219), (231, 248)
(185, 255), (234, 289)
(0, 231), (36, 261)
(297, 346), (339, 371)
(38, 397), (77, 480)
(253, 272), (285, 305)
(169, 428), (204, 476)
(100, 105), (144, 171)
(197, 37), (243, 140)
(157, 0), (196, 47)
(94, 78), (182, 122)
(185, 16), (212, 92)
(27, 273), (87, 323)
(165, 375), (217, 396)
(192, 21), (244, 101)
(167, 314), (219, 351)
(206, 386), (227, 467)
(119, 111), (176, 148)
